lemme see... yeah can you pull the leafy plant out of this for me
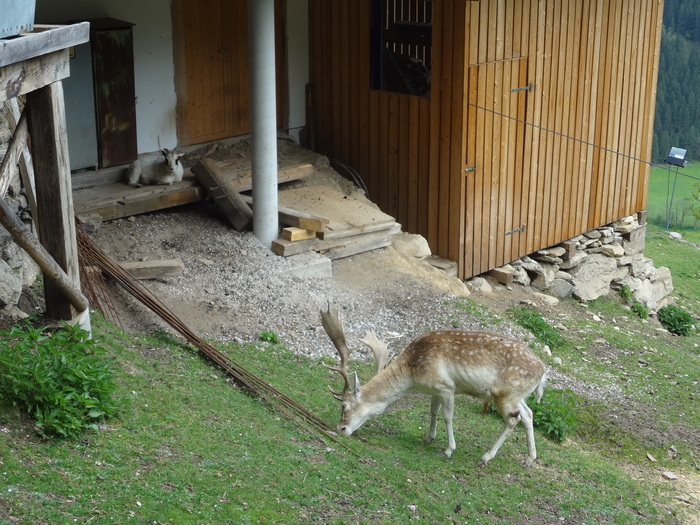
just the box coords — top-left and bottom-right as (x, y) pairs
(618, 285), (649, 319)
(258, 330), (280, 344)
(507, 307), (566, 350)
(657, 304), (696, 336)
(630, 302), (649, 319)
(530, 388), (578, 442)
(618, 284), (634, 304)
(0, 322), (125, 438)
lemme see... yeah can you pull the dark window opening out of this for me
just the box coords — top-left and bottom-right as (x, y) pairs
(370, 0), (432, 98)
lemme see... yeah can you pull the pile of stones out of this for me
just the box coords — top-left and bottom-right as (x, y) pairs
(485, 212), (674, 311)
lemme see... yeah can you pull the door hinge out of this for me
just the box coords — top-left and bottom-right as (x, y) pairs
(505, 224), (527, 236)
(465, 166), (476, 173)
(511, 83), (532, 93)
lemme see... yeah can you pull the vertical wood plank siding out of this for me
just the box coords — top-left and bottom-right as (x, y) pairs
(308, 0), (663, 279)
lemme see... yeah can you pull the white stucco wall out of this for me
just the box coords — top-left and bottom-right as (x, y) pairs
(36, 0), (178, 154)
(35, 1), (309, 155)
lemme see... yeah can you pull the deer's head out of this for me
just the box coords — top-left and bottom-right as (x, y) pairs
(320, 305), (391, 436)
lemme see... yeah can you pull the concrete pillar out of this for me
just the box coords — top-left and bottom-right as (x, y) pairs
(248, 0), (279, 248)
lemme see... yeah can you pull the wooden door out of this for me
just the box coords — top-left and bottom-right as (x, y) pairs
(173, 0), (285, 146)
(463, 57), (529, 277)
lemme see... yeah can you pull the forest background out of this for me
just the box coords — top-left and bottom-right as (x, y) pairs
(649, 0), (700, 239)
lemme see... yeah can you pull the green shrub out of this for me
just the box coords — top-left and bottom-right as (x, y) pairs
(530, 388), (578, 442)
(618, 284), (634, 304)
(0, 322), (125, 438)
(657, 305), (696, 336)
(630, 302), (649, 319)
(507, 307), (565, 350)
(618, 285), (649, 319)
(258, 331), (280, 344)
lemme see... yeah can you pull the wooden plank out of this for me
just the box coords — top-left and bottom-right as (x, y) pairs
(0, 110), (28, 197)
(0, 23), (89, 67)
(119, 259), (184, 280)
(272, 223), (401, 259)
(191, 159), (253, 231)
(277, 185), (396, 240)
(26, 82), (82, 320)
(73, 176), (204, 221)
(238, 194), (330, 232)
(0, 50), (70, 103)
(282, 227), (316, 241)
(6, 99), (37, 213)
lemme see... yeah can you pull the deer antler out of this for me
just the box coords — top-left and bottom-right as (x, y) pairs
(320, 304), (354, 400)
(360, 331), (391, 375)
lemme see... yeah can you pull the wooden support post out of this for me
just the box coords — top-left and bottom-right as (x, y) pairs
(25, 82), (85, 321)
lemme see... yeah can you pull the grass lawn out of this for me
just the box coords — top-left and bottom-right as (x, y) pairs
(648, 162), (700, 243)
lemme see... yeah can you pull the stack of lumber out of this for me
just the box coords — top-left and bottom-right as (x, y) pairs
(191, 158), (400, 260)
(271, 185), (400, 260)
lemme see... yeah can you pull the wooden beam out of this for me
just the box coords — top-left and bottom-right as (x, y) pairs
(0, 192), (88, 312)
(119, 259), (184, 280)
(0, 23), (90, 67)
(0, 109), (28, 198)
(0, 50), (70, 102)
(6, 99), (37, 212)
(191, 158), (253, 231)
(26, 82), (83, 320)
(239, 194), (329, 232)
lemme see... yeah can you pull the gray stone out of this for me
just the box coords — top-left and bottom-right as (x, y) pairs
(467, 276), (492, 293)
(570, 253), (617, 301)
(512, 266), (531, 286)
(531, 262), (559, 290)
(426, 256), (458, 277)
(584, 230), (602, 240)
(559, 251), (588, 270)
(547, 278), (575, 299)
(392, 232), (431, 259)
(599, 243), (625, 258)
(532, 292), (560, 305)
(0, 259), (22, 308)
(630, 257), (655, 279)
(651, 267), (674, 307)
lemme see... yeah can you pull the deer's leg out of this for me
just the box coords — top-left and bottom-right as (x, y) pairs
(518, 399), (537, 468)
(424, 396), (441, 444)
(476, 401), (521, 467)
(440, 394), (456, 457)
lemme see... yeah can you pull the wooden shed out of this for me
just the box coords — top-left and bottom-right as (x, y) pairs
(308, 0), (664, 280)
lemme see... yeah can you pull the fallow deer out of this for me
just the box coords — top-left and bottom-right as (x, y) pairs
(320, 306), (547, 467)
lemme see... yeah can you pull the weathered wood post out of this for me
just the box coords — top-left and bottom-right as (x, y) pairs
(0, 23), (90, 327)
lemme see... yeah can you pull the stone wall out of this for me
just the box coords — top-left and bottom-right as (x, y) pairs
(485, 212), (674, 311)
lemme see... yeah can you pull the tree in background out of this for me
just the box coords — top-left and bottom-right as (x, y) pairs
(653, 0), (700, 163)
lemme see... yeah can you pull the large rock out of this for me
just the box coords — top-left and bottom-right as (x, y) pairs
(651, 267), (674, 308)
(570, 253), (617, 301)
(0, 259), (22, 308)
(392, 232), (431, 259)
(530, 262), (559, 290)
(547, 278), (575, 299)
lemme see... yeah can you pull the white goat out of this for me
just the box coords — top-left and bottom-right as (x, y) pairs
(126, 148), (184, 187)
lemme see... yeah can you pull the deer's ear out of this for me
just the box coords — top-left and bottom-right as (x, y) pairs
(353, 372), (362, 399)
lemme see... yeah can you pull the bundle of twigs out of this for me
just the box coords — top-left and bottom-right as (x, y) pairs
(75, 221), (334, 437)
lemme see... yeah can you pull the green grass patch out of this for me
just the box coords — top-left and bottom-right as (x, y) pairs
(648, 163), (700, 242)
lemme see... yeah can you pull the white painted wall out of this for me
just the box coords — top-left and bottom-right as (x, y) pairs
(35, 0), (309, 154)
(36, 0), (178, 154)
